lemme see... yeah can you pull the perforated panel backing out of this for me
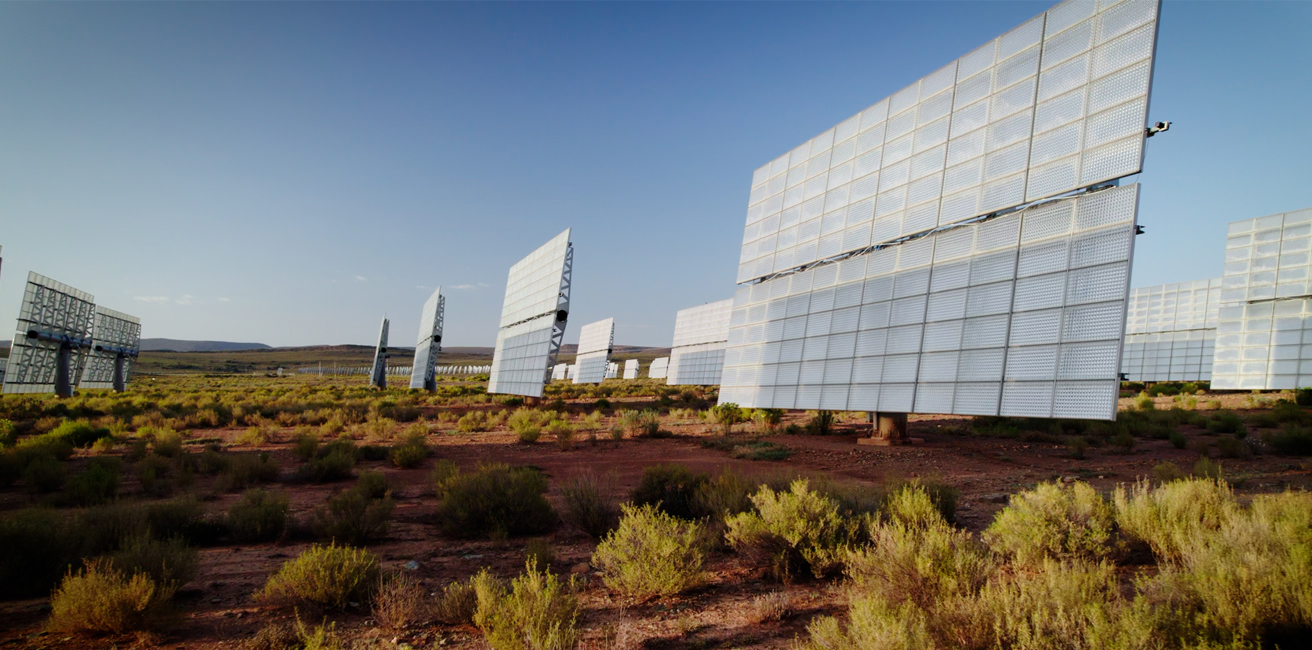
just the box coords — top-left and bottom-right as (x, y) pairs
(737, 0), (1159, 286)
(720, 183), (1139, 420)
(1119, 278), (1220, 382)
(409, 287), (446, 390)
(79, 307), (142, 390)
(1211, 207), (1312, 390)
(2, 273), (96, 395)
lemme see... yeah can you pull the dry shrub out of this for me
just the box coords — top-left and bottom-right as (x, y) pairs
(473, 560), (579, 650)
(312, 486), (394, 546)
(373, 573), (426, 631)
(560, 473), (620, 539)
(109, 534), (198, 588)
(591, 503), (705, 600)
(982, 481), (1118, 567)
(750, 591), (795, 623)
(49, 559), (174, 634)
(457, 410), (494, 433)
(725, 479), (852, 583)
(434, 578), (479, 625)
(292, 429), (320, 462)
(1113, 478), (1238, 563)
(435, 464), (556, 539)
(217, 452), (280, 492)
(258, 544), (379, 609)
(630, 464), (708, 520)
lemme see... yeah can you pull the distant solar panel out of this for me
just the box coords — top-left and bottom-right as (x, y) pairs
(1211, 207), (1312, 389)
(566, 364), (577, 380)
(1120, 279), (1221, 382)
(649, 357), (670, 379)
(737, 0), (1161, 287)
(489, 230), (573, 397)
(720, 183), (1140, 421)
(606, 362), (618, 379)
(574, 318), (614, 384)
(623, 359), (639, 379)
(668, 299), (734, 385)
(2, 272), (96, 396)
(552, 363), (567, 380)
(370, 318), (390, 389)
(409, 287), (446, 391)
(79, 306), (142, 391)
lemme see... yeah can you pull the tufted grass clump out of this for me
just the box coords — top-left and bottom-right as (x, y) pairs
(257, 544), (379, 609)
(982, 481), (1118, 567)
(591, 503), (705, 600)
(473, 560), (579, 650)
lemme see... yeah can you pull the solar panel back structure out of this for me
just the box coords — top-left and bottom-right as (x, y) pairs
(1121, 279), (1221, 382)
(80, 307), (142, 392)
(410, 287), (445, 391)
(369, 318), (390, 389)
(721, 0), (1162, 429)
(3, 273), (97, 397)
(488, 230), (573, 398)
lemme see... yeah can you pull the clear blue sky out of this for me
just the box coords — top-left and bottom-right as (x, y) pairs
(1, 1), (1308, 349)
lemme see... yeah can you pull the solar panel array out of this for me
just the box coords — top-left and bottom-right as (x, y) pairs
(1120, 278), (1221, 382)
(623, 359), (639, 379)
(409, 287), (446, 390)
(79, 307), (142, 390)
(648, 357), (669, 379)
(738, 0), (1161, 286)
(668, 299), (734, 386)
(606, 361), (618, 379)
(1212, 207), (1312, 390)
(552, 363), (567, 380)
(489, 229), (573, 397)
(720, 183), (1140, 420)
(3, 273), (97, 395)
(369, 318), (390, 388)
(573, 317), (614, 384)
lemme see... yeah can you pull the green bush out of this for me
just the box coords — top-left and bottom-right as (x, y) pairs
(725, 479), (852, 582)
(1208, 411), (1246, 435)
(560, 474), (619, 539)
(1296, 387), (1312, 407)
(313, 487), (394, 545)
(619, 409), (662, 438)
(691, 469), (759, 521)
(16, 432), (74, 461)
(66, 457), (121, 506)
(227, 489), (290, 542)
(1215, 435), (1252, 459)
(435, 464), (556, 539)
(1113, 478), (1237, 563)
(258, 544), (379, 609)
(592, 503), (705, 599)
(1168, 430), (1187, 449)
(434, 577), (479, 626)
(151, 428), (185, 457)
(49, 420), (111, 448)
(982, 481), (1117, 567)
(631, 464), (708, 520)
(804, 410), (836, 436)
(49, 559), (174, 634)
(0, 418), (15, 447)
(473, 560), (579, 650)
(1265, 427), (1312, 456)
(457, 410), (494, 432)
(0, 509), (79, 598)
(217, 452), (280, 492)
(23, 455), (65, 493)
(110, 534), (198, 588)
(880, 478), (958, 524)
(137, 453), (175, 497)
(296, 447), (354, 483)
(1152, 462), (1187, 483)
(292, 429), (320, 462)
(709, 403), (744, 435)
(389, 431), (429, 468)
(1194, 456), (1224, 480)
(507, 408), (547, 443)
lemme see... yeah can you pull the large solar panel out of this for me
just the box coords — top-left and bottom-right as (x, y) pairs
(1211, 207), (1312, 390)
(79, 306), (142, 391)
(623, 359), (639, 379)
(1120, 278), (1221, 382)
(409, 287), (446, 391)
(2, 272), (96, 396)
(668, 299), (734, 386)
(720, 183), (1140, 420)
(489, 229), (573, 397)
(649, 357), (669, 379)
(737, 0), (1160, 287)
(573, 317), (615, 384)
(369, 317), (390, 389)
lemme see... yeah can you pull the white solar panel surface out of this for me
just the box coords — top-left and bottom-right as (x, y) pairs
(721, 183), (1139, 420)
(1120, 279), (1221, 382)
(80, 307), (142, 389)
(573, 318), (614, 384)
(648, 357), (669, 379)
(623, 359), (639, 379)
(410, 287), (445, 390)
(489, 230), (572, 398)
(738, 0), (1160, 286)
(668, 299), (734, 386)
(552, 363), (567, 380)
(2, 273), (96, 394)
(1212, 207), (1312, 390)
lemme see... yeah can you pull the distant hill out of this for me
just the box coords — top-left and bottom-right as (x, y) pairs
(141, 339), (272, 352)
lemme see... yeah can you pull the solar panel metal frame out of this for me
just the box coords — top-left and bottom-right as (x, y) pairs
(573, 317), (615, 384)
(720, 183), (1140, 421)
(409, 287), (446, 391)
(1211, 207), (1312, 390)
(736, 0), (1161, 288)
(369, 317), (390, 389)
(79, 306), (142, 391)
(668, 299), (734, 386)
(489, 229), (573, 398)
(2, 272), (97, 396)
